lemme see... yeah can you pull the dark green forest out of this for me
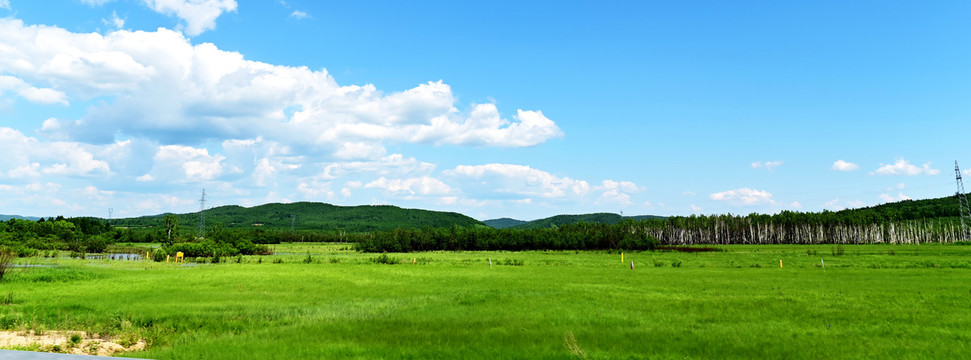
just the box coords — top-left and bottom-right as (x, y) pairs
(2, 195), (970, 257)
(111, 202), (483, 232)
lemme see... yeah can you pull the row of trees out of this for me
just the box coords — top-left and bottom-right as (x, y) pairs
(642, 214), (968, 245)
(0, 217), (113, 255)
(356, 221), (660, 252)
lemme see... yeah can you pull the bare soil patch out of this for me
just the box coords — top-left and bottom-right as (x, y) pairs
(0, 330), (146, 356)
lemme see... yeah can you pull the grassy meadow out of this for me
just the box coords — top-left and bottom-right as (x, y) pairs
(1, 243), (969, 359)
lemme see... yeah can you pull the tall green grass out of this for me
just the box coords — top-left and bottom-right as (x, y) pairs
(0, 244), (968, 359)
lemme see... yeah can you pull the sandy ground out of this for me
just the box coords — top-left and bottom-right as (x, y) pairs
(0, 330), (146, 356)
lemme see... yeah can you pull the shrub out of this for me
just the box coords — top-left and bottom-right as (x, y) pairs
(671, 260), (682, 268)
(371, 254), (398, 264)
(151, 248), (167, 262)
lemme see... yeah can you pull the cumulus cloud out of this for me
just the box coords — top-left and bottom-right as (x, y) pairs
(365, 176), (452, 196)
(871, 159), (940, 176)
(0, 0), (9, 9)
(142, 145), (226, 182)
(597, 180), (643, 205)
(0, 19), (561, 152)
(144, 0), (238, 36)
(710, 188), (775, 205)
(445, 164), (590, 199)
(751, 160), (783, 171)
(0, 127), (110, 178)
(832, 160), (859, 172)
(0, 75), (69, 105)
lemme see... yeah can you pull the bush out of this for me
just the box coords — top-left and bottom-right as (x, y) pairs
(151, 248), (167, 262)
(82, 236), (109, 253)
(371, 254), (398, 264)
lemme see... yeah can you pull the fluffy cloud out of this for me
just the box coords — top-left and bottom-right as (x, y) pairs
(871, 159), (940, 176)
(0, 19), (560, 152)
(832, 160), (859, 171)
(0, 0), (8, 9)
(0, 75), (69, 105)
(365, 176), (452, 196)
(751, 161), (783, 171)
(597, 180), (643, 205)
(143, 145), (226, 182)
(445, 164), (590, 199)
(0, 127), (110, 178)
(144, 0), (238, 36)
(878, 193), (911, 203)
(710, 188), (775, 205)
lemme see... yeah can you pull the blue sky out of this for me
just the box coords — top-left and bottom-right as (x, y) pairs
(1, 0), (969, 221)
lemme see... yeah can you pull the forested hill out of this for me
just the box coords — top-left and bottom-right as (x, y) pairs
(111, 202), (484, 232)
(0, 214), (41, 221)
(482, 218), (527, 229)
(825, 195), (959, 223)
(487, 213), (667, 229)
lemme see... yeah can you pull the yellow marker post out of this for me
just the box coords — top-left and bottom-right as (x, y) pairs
(166, 255), (170, 263)
(780, 259), (783, 268)
(621, 253), (624, 263)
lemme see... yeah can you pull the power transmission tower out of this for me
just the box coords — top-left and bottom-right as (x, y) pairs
(199, 189), (207, 237)
(108, 208), (113, 226)
(955, 161), (971, 239)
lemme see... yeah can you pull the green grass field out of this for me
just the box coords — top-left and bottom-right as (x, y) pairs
(1, 244), (970, 359)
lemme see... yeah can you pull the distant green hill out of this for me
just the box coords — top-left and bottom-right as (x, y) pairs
(0, 214), (41, 221)
(496, 213), (667, 229)
(482, 218), (527, 229)
(111, 202), (484, 232)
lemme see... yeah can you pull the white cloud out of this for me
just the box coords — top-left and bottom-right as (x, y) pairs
(146, 145), (226, 182)
(0, 20), (560, 152)
(597, 180), (643, 205)
(144, 0), (238, 36)
(365, 176), (452, 196)
(710, 187), (775, 205)
(751, 160), (783, 171)
(445, 163), (590, 199)
(690, 204), (703, 213)
(40, 143), (111, 176)
(321, 154), (435, 180)
(104, 11), (125, 29)
(682, 191), (696, 196)
(878, 192), (911, 203)
(832, 160), (859, 172)
(824, 198), (866, 211)
(0, 75), (69, 105)
(0, 0), (9, 10)
(871, 159), (940, 176)
(290, 10), (309, 20)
